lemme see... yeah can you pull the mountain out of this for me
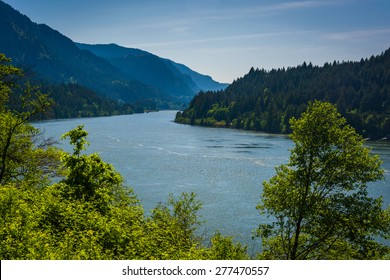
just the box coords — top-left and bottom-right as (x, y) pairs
(8, 82), (137, 120)
(0, 1), (162, 105)
(0, 0), (227, 110)
(176, 49), (390, 140)
(76, 43), (228, 102)
(167, 61), (229, 92)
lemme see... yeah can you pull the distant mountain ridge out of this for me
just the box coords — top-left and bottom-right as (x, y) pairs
(0, 0), (158, 104)
(0, 0), (227, 109)
(76, 43), (228, 102)
(168, 60), (229, 92)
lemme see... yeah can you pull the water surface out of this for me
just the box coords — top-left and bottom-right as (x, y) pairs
(35, 111), (390, 249)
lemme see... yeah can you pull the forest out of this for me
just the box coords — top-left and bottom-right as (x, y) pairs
(8, 82), (141, 119)
(175, 48), (390, 140)
(0, 53), (247, 259)
(1, 53), (389, 260)
(6, 67), (165, 119)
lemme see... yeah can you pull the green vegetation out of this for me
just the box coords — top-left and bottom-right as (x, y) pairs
(1, 55), (389, 260)
(256, 101), (390, 259)
(0, 54), (60, 187)
(0, 54), (247, 260)
(7, 81), (139, 120)
(176, 48), (390, 140)
(1, 1), (227, 112)
(39, 83), (136, 118)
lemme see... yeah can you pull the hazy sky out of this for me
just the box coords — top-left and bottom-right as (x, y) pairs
(4, 0), (390, 83)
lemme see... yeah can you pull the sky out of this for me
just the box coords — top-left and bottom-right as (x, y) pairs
(3, 0), (390, 83)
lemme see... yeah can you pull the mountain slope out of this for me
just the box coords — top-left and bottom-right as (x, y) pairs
(76, 43), (228, 102)
(76, 43), (194, 101)
(176, 49), (390, 139)
(0, 1), (171, 105)
(167, 60), (229, 92)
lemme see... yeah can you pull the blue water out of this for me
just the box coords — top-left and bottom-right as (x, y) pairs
(34, 111), (390, 249)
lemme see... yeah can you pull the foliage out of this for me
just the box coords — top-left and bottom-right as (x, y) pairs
(142, 192), (204, 259)
(0, 183), (145, 259)
(38, 83), (136, 119)
(59, 125), (135, 214)
(0, 53), (22, 109)
(176, 49), (390, 139)
(2, 54), (388, 260)
(0, 125), (203, 259)
(0, 54), (63, 186)
(256, 101), (390, 259)
(207, 232), (249, 260)
(0, 113), (247, 259)
(0, 55), (250, 260)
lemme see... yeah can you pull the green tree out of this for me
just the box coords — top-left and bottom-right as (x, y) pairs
(0, 54), (62, 186)
(0, 124), (145, 260)
(59, 125), (135, 213)
(257, 101), (390, 259)
(0, 53), (22, 110)
(0, 54), (250, 260)
(207, 232), (249, 260)
(142, 192), (204, 259)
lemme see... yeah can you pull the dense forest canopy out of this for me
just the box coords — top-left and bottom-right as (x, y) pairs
(8, 81), (140, 119)
(176, 48), (390, 140)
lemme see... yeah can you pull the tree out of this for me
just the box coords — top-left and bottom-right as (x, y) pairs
(0, 53), (22, 110)
(176, 48), (390, 139)
(0, 54), (250, 260)
(142, 192), (204, 259)
(207, 232), (249, 260)
(257, 101), (390, 259)
(0, 54), (62, 186)
(59, 125), (134, 213)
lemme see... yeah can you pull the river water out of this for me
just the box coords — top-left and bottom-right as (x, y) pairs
(34, 111), (390, 249)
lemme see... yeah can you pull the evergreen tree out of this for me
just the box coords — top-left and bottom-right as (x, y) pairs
(176, 48), (390, 139)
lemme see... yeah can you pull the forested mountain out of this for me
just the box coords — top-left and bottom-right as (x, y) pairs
(77, 43), (228, 103)
(0, 1), (227, 112)
(5, 73), (139, 120)
(37, 83), (137, 119)
(0, 1), (162, 105)
(176, 48), (390, 140)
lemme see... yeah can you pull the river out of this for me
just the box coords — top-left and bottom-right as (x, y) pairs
(34, 111), (390, 250)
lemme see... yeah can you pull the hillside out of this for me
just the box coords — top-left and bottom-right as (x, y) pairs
(0, 1), (163, 105)
(168, 61), (229, 92)
(76, 43), (228, 103)
(0, 1), (227, 112)
(76, 43), (195, 103)
(38, 83), (137, 119)
(176, 48), (390, 140)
